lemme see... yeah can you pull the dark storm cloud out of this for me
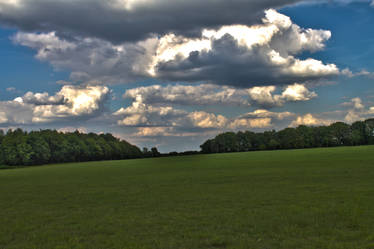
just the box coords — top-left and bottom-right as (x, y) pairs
(0, 0), (301, 43)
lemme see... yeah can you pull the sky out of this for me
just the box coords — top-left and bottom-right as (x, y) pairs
(0, 0), (373, 152)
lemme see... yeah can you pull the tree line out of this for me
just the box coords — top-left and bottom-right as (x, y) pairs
(0, 129), (145, 166)
(2, 118), (373, 167)
(200, 119), (374, 154)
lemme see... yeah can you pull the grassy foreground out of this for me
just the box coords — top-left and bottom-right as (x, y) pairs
(1, 146), (374, 249)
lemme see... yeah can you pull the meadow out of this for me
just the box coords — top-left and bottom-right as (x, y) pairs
(1, 146), (374, 249)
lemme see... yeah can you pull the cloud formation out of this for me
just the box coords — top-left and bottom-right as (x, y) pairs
(110, 82), (319, 137)
(0, 85), (109, 125)
(123, 84), (250, 107)
(114, 87), (297, 135)
(150, 9), (339, 86)
(240, 109), (295, 120)
(341, 68), (374, 78)
(343, 97), (374, 123)
(12, 32), (157, 84)
(290, 113), (332, 126)
(231, 109), (295, 129)
(115, 102), (295, 132)
(0, 0), (301, 43)
(12, 9), (339, 86)
(248, 83), (317, 108)
(123, 83), (317, 108)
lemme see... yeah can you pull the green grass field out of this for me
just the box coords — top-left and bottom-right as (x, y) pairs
(1, 146), (374, 249)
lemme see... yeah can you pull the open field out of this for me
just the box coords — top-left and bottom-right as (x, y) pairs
(1, 146), (374, 249)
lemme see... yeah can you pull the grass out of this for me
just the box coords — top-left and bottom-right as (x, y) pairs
(1, 146), (374, 249)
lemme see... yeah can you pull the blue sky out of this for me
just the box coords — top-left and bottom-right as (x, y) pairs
(0, 0), (373, 152)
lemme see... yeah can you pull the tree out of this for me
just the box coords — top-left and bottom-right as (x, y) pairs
(0, 129), (142, 166)
(366, 119), (374, 144)
(142, 147), (152, 158)
(329, 122), (352, 146)
(28, 132), (51, 165)
(0, 130), (4, 165)
(351, 121), (371, 145)
(200, 118), (374, 155)
(17, 142), (34, 165)
(151, 147), (161, 157)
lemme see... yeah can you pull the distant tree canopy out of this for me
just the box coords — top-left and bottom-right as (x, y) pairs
(0, 129), (143, 167)
(200, 119), (374, 154)
(2, 118), (374, 167)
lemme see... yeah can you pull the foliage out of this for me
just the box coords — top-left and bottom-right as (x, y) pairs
(201, 118), (374, 154)
(0, 129), (143, 166)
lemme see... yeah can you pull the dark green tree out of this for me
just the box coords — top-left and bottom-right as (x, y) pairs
(151, 147), (161, 157)
(0, 129), (142, 166)
(200, 118), (374, 155)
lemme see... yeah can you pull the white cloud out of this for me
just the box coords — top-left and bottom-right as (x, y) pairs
(58, 85), (109, 115)
(341, 97), (364, 109)
(229, 118), (272, 129)
(0, 85), (110, 125)
(20, 91), (65, 105)
(341, 68), (354, 77)
(241, 109), (295, 120)
(122, 83), (316, 110)
(343, 97), (374, 123)
(351, 97), (365, 110)
(293, 97), (374, 127)
(248, 83), (317, 107)
(345, 110), (361, 123)
(114, 98), (187, 127)
(58, 126), (88, 134)
(355, 70), (374, 78)
(149, 9), (339, 86)
(341, 68), (374, 78)
(248, 86), (282, 108)
(281, 83), (317, 101)
(31, 85), (110, 123)
(113, 83), (317, 136)
(187, 111), (228, 129)
(0, 0), (19, 6)
(0, 111), (8, 124)
(123, 84), (250, 107)
(150, 9), (327, 68)
(110, 0), (153, 11)
(115, 100), (231, 130)
(13, 32), (76, 59)
(230, 109), (295, 129)
(134, 127), (175, 137)
(115, 90), (297, 134)
(291, 113), (332, 126)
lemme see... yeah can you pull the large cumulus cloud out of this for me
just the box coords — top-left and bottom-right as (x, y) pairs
(11, 9), (339, 86)
(0, 85), (110, 125)
(150, 9), (339, 86)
